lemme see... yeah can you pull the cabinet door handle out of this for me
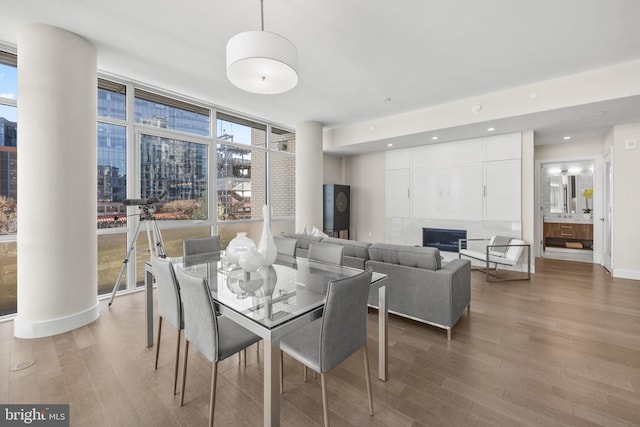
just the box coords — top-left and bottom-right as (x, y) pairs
(483, 185), (486, 197)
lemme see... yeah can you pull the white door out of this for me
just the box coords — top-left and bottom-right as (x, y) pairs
(602, 154), (613, 271)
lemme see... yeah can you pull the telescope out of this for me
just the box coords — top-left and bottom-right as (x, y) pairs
(123, 190), (167, 206)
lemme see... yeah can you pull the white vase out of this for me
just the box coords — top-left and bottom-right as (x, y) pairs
(226, 232), (256, 266)
(258, 205), (278, 266)
(239, 247), (265, 272)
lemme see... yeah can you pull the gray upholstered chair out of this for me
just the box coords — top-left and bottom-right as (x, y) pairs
(280, 267), (374, 427)
(174, 265), (261, 427)
(183, 236), (221, 257)
(307, 242), (344, 265)
(151, 256), (183, 395)
(274, 236), (297, 257)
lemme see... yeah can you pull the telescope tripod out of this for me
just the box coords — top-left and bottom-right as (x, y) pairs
(108, 205), (166, 307)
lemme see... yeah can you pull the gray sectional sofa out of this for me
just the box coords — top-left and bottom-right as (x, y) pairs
(282, 234), (471, 339)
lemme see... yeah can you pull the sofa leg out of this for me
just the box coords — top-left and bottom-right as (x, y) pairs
(447, 328), (451, 340)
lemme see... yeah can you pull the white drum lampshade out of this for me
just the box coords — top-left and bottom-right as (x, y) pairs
(226, 30), (298, 95)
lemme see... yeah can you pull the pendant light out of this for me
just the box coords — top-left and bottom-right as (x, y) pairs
(226, 0), (298, 94)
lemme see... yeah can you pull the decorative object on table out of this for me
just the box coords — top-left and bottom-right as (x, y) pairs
(238, 271), (265, 296)
(227, 268), (251, 299)
(257, 205), (278, 266)
(258, 265), (278, 297)
(582, 188), (593, 219)
(226, 232), (256, 266)
(239, 247), (265, 272)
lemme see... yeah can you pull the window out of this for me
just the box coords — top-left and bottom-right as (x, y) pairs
(270, 152), (295, 217)
(97, 79), (128, 229)
(97, 122), (127, 228)
(270, 126), (295, 153)
(217, 144), (266, 220)
(217, 113), (266, 147)
(140, 134), (208, 220)
(0, 50), (17, 316)
(135, 89), (210, 137)
(98, 78), (126, 120)
(0, 52), (17, 235)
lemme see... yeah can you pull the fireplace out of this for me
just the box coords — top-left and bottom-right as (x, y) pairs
(422, 228), (467, 252)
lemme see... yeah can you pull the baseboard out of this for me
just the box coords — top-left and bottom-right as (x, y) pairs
(613, 269), (640, 281)
(13, 303), (100, 339)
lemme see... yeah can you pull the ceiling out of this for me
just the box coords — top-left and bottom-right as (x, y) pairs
(2, 0), (640, 152)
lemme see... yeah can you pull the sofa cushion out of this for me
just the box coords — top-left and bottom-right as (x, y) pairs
(368, 243), (441, 271)
(321, 237), (371, 260)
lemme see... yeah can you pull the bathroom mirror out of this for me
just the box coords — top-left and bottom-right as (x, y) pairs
(543, 162), (593, 214)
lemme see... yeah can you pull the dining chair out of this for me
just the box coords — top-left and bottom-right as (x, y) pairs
(174, 265), (261, 427)
(151, 256), (183, 395)
(183, 235), (221, 257)
(307, 242), (344, 265)
(274, 236), (297, 256)
(280, 267), (374, 427)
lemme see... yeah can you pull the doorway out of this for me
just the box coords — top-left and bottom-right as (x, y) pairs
(602, 153), (612, 271)
(540, 160), (594, 263)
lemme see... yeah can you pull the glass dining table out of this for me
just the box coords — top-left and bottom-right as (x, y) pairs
(144, 253), (388, 427)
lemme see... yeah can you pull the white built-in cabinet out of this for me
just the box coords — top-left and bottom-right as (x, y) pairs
(386, 132), (521, 221)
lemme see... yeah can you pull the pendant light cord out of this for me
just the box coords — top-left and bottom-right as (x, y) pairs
(260, 0), (264, 31)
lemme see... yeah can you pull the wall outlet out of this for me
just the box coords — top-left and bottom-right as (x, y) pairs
(625, 139), (637, 150)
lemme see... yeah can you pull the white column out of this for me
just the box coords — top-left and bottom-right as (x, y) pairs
(15, 24), (98, 338)
(295, 121), (323, 232)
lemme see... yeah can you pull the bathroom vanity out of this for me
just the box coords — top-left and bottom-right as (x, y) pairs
(543, 215), (593, 250)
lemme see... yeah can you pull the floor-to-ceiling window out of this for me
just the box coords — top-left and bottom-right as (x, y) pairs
(0, 44), (296, 317)
(0, 50), (17, 316)
(97, 78), (128, 294)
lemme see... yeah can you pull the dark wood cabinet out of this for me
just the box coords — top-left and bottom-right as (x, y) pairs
(543, 222), (593, 250)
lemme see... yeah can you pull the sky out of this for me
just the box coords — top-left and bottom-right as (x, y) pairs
(0, 63), (17, 121)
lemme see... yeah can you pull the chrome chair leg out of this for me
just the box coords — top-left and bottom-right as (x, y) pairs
(321, 373), (330, 427)
(363, 346), (373, 416)
(173, 329), (181, 395)
(209, 361), (218, 427)
(154, 316), (163, 369)
(180, 340), (190, 406)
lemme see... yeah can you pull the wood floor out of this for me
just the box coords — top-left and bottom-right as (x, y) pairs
(2, 258), (640, 426)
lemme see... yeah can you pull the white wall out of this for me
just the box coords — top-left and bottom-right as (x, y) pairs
(323, 154), (344, 184)
(343, 151), (386, 243)
(535, 138), (604, 161)
(522, 130), (535, 259)
(612, 124), (640, 279)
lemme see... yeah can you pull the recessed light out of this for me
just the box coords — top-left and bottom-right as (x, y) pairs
(381, 97), (392, 102)
(387, 143), (393, 147)
(487, 127), (495, 132)
(595, 111), (605, 115)
(529, 92), (538, 99)
(431, 136), (438, 140)
(563, 136), (572, 140)
(568, 167), (582, 174)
